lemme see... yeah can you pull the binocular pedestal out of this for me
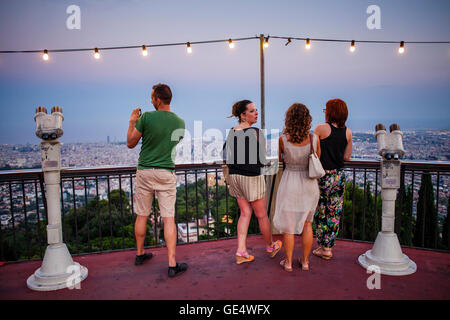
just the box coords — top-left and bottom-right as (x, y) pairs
(27, 244), (88, 291)
(27, 141), (88, 291)
(358, 232), (416, 276)
(358, 160), (416, 276)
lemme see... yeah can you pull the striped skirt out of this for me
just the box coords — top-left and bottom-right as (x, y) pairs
(227, 174), (266, 202)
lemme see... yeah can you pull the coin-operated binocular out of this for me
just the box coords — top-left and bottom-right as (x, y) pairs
(27, 106), (88, 291)
(34, 106), (64, 140)
(374, 123), (405, 160)
(358, 123), (416, 276)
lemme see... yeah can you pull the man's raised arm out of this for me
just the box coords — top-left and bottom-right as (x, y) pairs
(127, 107), (143, 149)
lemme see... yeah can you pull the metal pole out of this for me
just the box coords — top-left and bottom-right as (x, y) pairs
(259, 34), (265, 130)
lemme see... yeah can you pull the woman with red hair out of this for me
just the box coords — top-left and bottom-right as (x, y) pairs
(313, 99), (352, 260)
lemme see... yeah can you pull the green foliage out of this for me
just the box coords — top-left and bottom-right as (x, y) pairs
(340, 181), (382, 242)
(413, 172), (438, 248)
(441, 198), (450, 249)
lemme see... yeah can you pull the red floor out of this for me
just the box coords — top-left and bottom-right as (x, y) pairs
(0, 236), (449, 300)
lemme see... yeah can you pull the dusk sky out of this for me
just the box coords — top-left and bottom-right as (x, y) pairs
(0, 0), (449, 144)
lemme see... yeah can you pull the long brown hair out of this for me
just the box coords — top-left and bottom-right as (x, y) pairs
(283, 103), (312, 143)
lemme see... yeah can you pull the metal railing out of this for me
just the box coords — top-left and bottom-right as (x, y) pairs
(0, 160), (449, 262)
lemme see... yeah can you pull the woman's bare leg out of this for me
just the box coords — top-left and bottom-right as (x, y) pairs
(301, 221), (313, 264)
(236, 198), (253, 254)
(283, 233), (295, 269)
(250, 197), (273, 248)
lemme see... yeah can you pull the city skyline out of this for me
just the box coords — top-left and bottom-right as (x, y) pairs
(0, 0), (449, 144)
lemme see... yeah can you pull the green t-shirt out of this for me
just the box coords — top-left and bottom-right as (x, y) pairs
(135, 110), (185, 171)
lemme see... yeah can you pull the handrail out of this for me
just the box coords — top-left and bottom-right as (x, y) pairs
(1, 159), (449, 181)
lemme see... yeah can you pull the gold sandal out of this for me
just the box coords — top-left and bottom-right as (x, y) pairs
(267, 240), (282, 258)
(312, 247), (332, 260)
(235, 250), (255, 264)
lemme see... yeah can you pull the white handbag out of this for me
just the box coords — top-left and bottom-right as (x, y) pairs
(308, 134), (325, 179)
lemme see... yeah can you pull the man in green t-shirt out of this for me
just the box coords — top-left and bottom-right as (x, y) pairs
(127, 83), (187, 278)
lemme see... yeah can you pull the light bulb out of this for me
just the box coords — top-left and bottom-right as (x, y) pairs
(94, 48), (100, 59)
(398, 41), (405, 54)
(228, 39), (234, 49)
(43, 49), (49, 61)
(187, 42), (192, 54)
(350, 40), (356, 52)
(263, 37), (269, 48)
(305, 38), (311, 50)
(142, 45), (148, 56)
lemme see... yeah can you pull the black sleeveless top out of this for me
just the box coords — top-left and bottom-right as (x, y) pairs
(319, 122), (348, 170)
(223, 127), (266, 176)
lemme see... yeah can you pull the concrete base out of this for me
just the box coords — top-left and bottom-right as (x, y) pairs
(27, 244), (88, 291)
(358, 231), (417, 276)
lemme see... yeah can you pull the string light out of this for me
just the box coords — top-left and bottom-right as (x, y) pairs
(142, 45), (148, 56)
(1, 35), (447, 63)
(305, 38), (311, 50)
(141, 45), (148, 56)
(398, 41), (405, 54)
(350, 40), (356, 52)
(42, 49), (49, 61)
(94, 48), (100, 59)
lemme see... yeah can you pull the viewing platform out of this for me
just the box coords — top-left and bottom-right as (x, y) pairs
(0, 160), (449, 300)
(1, 235), (449, 300)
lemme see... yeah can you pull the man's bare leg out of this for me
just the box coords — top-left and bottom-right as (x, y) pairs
(135, 215), (149, 256)
(162, 216), (177, 267)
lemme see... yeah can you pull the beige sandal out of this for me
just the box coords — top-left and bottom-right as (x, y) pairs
(312, 247), (332, 260)
(279, 259), (293, 272)
(298, 258), (310, 271)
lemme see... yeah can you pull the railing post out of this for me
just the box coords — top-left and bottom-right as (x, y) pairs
(259, 34), (265, 130)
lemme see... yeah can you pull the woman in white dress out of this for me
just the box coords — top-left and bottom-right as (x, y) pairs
(273, 103), (320, 272)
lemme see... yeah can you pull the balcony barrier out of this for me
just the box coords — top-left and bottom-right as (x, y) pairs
(0, 160), (449, 262)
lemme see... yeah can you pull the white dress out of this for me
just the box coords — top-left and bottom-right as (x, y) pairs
(273, 134), (320, 235)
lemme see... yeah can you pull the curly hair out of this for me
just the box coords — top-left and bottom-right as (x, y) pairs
(283, 103), (312, 143)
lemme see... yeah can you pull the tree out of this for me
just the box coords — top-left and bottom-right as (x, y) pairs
(397, 183), (414, 246)
(442, 197), (450, 249)
(341, 181), (381, 242)
(413, 172), (438, 248)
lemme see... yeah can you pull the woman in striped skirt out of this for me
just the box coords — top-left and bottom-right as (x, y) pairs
(224, 100), (282, 264)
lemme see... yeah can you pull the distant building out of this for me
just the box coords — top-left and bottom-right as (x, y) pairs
(207, 173), (225, 187)
(177, 215), (215, 243)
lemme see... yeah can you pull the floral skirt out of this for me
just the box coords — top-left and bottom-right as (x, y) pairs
(314, 169), (345, 248)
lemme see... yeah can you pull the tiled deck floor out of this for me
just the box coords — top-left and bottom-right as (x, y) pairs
(1, 235), (449, 300)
